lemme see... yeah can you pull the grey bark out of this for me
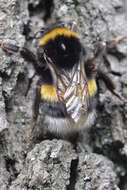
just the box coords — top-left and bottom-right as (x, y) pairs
(0, 0), (127, 189)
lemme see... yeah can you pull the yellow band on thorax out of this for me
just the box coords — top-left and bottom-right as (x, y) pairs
(40, 28), (79, 46)
(88, 79), (97, 97)
(41, 85), (58, 102)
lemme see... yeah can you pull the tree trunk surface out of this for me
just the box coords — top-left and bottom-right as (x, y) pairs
(0, 0), (127, 189)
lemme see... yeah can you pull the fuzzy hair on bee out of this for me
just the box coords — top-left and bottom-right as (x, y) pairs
(0, 22), (127, 141)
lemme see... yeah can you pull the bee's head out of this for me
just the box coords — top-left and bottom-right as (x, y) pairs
(39, 25), (82, 70)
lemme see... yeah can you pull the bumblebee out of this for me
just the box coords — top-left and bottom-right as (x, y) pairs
(0, 23), (127, 139)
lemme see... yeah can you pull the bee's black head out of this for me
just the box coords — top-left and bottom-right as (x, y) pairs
(39, 26), (82, 70)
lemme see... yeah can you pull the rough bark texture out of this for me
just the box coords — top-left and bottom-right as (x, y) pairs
(0, 0), (127, 189)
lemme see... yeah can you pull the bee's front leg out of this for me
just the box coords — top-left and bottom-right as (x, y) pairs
(106, 32), (127, 49)
(93, 32), (127, 58)
(0, 41), (37, 63)
(0, 41), (42, 96)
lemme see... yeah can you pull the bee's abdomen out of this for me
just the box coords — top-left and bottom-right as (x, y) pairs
(42, 101), (67, 118)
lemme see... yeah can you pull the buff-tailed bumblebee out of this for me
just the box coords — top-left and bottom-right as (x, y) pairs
(0, 22), (127, 141)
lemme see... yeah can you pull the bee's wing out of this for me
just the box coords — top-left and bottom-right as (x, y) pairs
(57, 54), (89, 123)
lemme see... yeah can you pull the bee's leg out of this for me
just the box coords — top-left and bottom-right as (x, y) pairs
(0, 41), (42, 96)
(106, 32), (127, 49)
(0, 41), (37, 63)
(25, 73), (36, 97)
(97, 69), (127, 104)
(93, 32), (127, 58)
(0, 41), (43, 74)
(93, 42), (107, 58)
(28, 78), (42, 147)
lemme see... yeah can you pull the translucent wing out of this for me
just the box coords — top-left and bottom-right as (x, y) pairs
(57, 54), (89, 123)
